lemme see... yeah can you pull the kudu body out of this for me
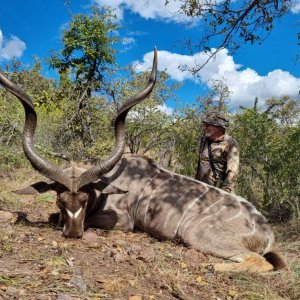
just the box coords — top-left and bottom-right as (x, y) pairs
(0, 49), (286, 272)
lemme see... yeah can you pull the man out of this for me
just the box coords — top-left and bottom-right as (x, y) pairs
(195, 112), (240, 193)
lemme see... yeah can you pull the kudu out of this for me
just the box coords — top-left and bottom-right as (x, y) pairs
(0, 49), (286, 272)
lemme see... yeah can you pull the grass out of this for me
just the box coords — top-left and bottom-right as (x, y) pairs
(45, 256), (67, 268)
(0, 275), (17, 286)
(36, 193), (56, 203)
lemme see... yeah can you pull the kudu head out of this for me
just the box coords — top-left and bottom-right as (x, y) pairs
(0, 48), (157, 238)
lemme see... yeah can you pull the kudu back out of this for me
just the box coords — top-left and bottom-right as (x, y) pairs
(0, 49), (286, 272)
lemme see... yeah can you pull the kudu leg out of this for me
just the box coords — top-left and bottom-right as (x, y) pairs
(185, 234), (274, 272)
(213, 253), (273, 273)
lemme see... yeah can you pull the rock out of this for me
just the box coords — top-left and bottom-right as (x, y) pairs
(66, 257), (75, 267)
(109, 250), (127, 263)
(0, 211), (15, 223)
(68, 267), (87, 292)
(128, 296), (142, 300)
(113, 252), (127, 263)
(112, 239), (127, 247)
(183, 249), (206, 266)
(137, 247), (156, 262)
(69, 276), (87, 292)
(35, 294), (54, 300)
(17, 233), (35, 242)
(82, 231), (98, 243)
(127, 244), (142, 255)
(0, 284), (7, 291)
(56, 295), (82, 300)
(5, 286), (21, 297)
(0, 224), (14, 236)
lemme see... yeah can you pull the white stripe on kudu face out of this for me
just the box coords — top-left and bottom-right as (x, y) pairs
(66, 207), (82, 219)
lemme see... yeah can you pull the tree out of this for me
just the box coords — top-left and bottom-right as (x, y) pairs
(110, 67), (181, 162)
(234, 96), (300, 221)
(0, 59), (65, 172)
(194, 79), (231, 116)
(169, 105), (200, 176)
(48, 6), (120, 147)
(165, 0), (293, 72)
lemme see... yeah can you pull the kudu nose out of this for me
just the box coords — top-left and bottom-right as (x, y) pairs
(62, 230), (83, 239)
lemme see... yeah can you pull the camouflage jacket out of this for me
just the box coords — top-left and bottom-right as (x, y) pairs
(195, 134), (240, 193)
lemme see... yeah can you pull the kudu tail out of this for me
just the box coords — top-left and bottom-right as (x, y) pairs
(263, 250), (288, 271)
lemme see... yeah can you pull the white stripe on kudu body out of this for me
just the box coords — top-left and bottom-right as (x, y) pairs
(143, 175), (175, 228)
(162, 188), (190, 231)
(174, 188), (210, 236)
(134, 172), (160, 220)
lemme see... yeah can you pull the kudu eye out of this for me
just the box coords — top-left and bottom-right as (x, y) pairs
(57, 196), (65, 204)
(81, 199), (88, 206)
(56, 194), (70, 208)
(78, 195), (88, 206)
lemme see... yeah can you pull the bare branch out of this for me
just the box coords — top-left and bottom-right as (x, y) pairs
(36, 145), (70, 162)
(168, 0), (291, 73)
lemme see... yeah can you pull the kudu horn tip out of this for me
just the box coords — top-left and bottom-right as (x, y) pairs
(153, 47), (157, 59)
(150, 47), (158, 83)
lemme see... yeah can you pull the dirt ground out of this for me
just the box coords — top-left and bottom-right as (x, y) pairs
(0, 170), (299, 300)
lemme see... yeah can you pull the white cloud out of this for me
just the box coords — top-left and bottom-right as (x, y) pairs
(128, 30), (148, 36)
(0, 29), (26, 60)
(158, 103), (174, 115)
(290, 0), (300, 13)
(135, 50), (194, 82)
(122, 37), (135, 45)
(94, 0), (189, 22)
(95, 0), (300, 23)
(135, 49), (300, 107)
(120, 37), (136, 52)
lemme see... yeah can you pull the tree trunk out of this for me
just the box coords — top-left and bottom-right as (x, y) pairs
(80, 87), (95, 147)
(85, 87), (95, 146)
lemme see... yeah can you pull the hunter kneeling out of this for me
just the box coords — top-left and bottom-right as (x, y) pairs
(195, 112), (239, 193)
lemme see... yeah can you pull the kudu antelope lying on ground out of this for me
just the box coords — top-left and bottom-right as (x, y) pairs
(0, 49), (286, 272)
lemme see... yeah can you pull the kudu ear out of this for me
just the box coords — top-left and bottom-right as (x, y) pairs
(14, 181), (56, 195)
(93, 180), (128, 195)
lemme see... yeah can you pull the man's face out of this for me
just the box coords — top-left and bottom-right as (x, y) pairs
(203, 123), (224, 138)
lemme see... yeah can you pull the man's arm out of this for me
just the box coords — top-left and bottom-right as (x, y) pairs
(222, 138), (240, 193)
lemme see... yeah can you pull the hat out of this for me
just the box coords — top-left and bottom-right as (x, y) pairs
(202, 112), (228, 129)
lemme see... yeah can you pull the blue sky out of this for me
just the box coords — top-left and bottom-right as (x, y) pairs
(0, 0), (300, 111)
